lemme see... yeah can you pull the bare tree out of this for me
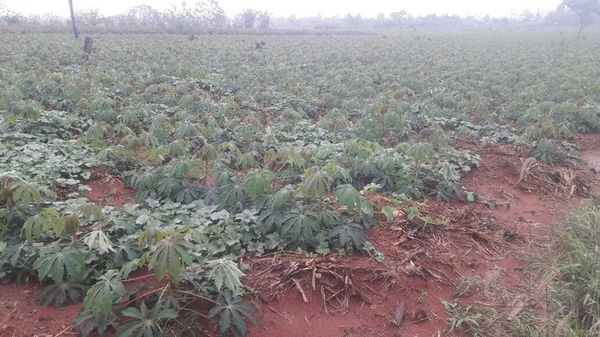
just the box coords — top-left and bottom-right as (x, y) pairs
(562, 0), (600, 39)
(68, 0), (79, 38)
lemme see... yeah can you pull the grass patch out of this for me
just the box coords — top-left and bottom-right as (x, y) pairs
(553, 200), (600, 336)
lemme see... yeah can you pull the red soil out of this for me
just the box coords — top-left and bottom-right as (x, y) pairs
(84, 170), (136, 208)
(0, 283), (82, 337)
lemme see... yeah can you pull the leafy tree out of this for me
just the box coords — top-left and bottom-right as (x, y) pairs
(257, 11), (270, 29)
(562, 0), (600, 38)
(128, 5), (163, 28)
(194, 0), (228, 28)
(239, 9), (257, 29)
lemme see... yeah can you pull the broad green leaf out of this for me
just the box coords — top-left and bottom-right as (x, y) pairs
(148, 230), (192, 279)
(330, 223), (367, 248)
(408, 142), (434, 162)
(243, 169), (273, 198)
(33, 246), (86, 283)
(335, 184), (362, 211)
(207, 259), (245, 296)
(303, 167), (332, 197)
(83, 270), (126, 318)
(83, 230), (115, 254)
(209, 294), (257, 337)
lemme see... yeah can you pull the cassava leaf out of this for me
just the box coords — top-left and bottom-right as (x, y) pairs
(148, 229), (192, 279)
(33, 246), (86, 283)
(329, 223), (367, 249)
(281, 207), (319, 249)
(209, 294), (257, 337)
(207, 259), (245, 296)
(243, 169), (273, 198)
(42, 281), (85, 307)
(83, 270), (126, 318)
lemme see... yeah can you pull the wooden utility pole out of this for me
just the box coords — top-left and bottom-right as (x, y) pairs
(68, 0), (79, 38)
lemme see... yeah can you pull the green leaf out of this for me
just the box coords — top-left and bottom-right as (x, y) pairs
(217, 173), (246, 209)
(243, 169), (273, 198)
(303, 167), (332, 197)
(42, 281), (85, 307)
(83, 270), (126, 318)
(381, 206), (395, 221)
(330, 223), (366, 249)
(115, 303), (177, 337)
(281, 208), (319, 249)
(209, 294), (257, 337)
(22, 208), (62, 239)
(323, 161), (351, 184)
(11, 182), (44, 204)
(83, 230), (115, 254)
(148, 230), (192, 279)
(208, 259), (245, 296)
(278, 147), (304, 169)
(269, 186), (293, 209)
(439, 162), (460, 182)
(33, 246), (86, 283)
(335, 184), (362, 211)
(236, 152), (258, 169)
(408, 142), (434, 162)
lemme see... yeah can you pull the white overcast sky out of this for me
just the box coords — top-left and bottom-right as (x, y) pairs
(2, 0), (562, 18)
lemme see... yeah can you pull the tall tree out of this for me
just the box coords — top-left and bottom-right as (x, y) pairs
(68, 0), (79, 38)
(257, 11), (270, 29)
(239, 8), (257, 29)
(562, 0), (600, 39)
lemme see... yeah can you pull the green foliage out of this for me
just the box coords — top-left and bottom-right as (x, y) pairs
(208, 259), (245, 296)
(22, 208), (61, 239)
(209, 294), (257, 337)
(42, 280), (86, 307)
(281, 207), (320, 248)
(555, 203), (600, 335)
(115, 303), (178, 337)
(148, 229), (193, 280)
(83, 230), (115, 254)
(84, 270), (127, 318)
(269, 186), (293, 209)
(33, 246), (86, 283)
(329, 223), (366, 249)
(408, 142), (435, 162)
(532, 138), (559, 164)
(442, 300), (485, 336)
(2, 32), (600, 337)
(335, 184), (363, 211)
(303, 167), (333, 197)
(217, 173), (246, 210)
(242, 169), (273, 198)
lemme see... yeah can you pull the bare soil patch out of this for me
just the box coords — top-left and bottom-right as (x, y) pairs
(0, 283), (82, 337)
(84, 170), (136, 208)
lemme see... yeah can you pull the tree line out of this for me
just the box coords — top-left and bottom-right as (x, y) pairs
(0, 0), (598, 36)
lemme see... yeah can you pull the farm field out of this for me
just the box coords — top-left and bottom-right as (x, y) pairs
(0, 32), (599, 337)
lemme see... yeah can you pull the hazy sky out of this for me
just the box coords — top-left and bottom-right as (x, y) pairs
(3, 0), (562, 18)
